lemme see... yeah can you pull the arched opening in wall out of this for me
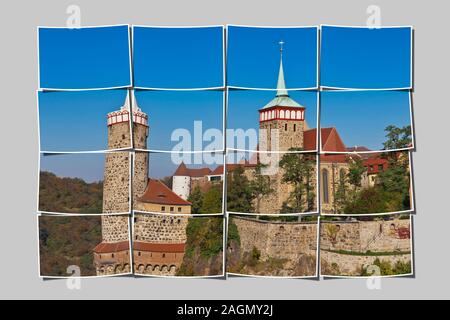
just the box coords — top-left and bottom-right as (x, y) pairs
(322, 169), (330, 204)
(145, 265), (153, 272)
(98, 267), (105, 275)
(137, 264), (145, 273)
(115, 264), (123, 273)
(169, 265), (177, 272)
(153, 265), (160, 271)
(123, 264), (130, 272)
(161, 265), (169, 273)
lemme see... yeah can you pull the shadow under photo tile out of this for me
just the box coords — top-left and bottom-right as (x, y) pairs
(227, 215), (318, 277)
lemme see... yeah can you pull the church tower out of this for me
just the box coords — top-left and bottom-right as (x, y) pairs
(93, 90), (149, 276)
(259, 41), (306, 152)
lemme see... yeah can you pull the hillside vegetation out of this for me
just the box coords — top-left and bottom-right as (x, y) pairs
(39, 171), (103, 213)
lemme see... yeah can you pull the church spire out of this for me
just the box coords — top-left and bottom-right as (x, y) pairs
(276, 40), (288, 97)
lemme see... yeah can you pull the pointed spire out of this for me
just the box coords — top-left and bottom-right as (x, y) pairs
(121, 89), (142, 112)
(276, 40), (288, 97)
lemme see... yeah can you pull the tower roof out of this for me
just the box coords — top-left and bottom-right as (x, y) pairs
(261, 41), (304, 110)
(121, 89), (142, 113)
(173, 162), (212, 177)
(138, 179), (191, 206)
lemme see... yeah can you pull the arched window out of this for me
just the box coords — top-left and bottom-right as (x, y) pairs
(297, 110), (301, 119)
(322, 169), (330, 204)
(284, 124), (288, 131)
(286, 110), (290, 119)
(280, 110), (285, 118)
(271, 110), (275, 119)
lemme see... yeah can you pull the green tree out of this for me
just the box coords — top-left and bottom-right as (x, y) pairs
(188, 185), (203, 214)
(347, 157), (366, 191)
(249, 163), (274, 213)
(200, 185), (223, 214)
(383, 125), (412, 151)
(226, 166), (254, 212)
(279, 149), (316, 212)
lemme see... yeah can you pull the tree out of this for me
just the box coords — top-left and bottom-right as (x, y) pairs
(188, 185), (203, 214)
(249, 163), (274, 213)
(347, 157), (366, 191)
(200, 185), (223, 214)
(383, 125), (412, 151)
(226, 166), (254, 212)
(279, 149), (316, 213)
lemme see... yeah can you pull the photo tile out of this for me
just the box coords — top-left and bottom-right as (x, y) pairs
(133, 26), (224, 89)
(227, 89), (318, 153)
(227, 25), (318, 89)
(227, 214), (319, 278)
(320, 214), (414, 278)
(133, 90), (224, 152)
(38, 152), (131, 214)
(320, 25), (413, 90)
(132, 213), (225, 277)
(320, 151), (414, 216)
(38, 214), (132, 278)
(38, 89), (132, 152)
(225, 151), (319, 215)
(38, 25), (131, 90)
(320, 90), (414, 153)
(133, 151), (225, 215)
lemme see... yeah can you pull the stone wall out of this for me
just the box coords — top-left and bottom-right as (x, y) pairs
(134, 213), (188, 243)
(320, 251), (412, 276)
(233, 217), (317, 261)
(101, 215), (130, 243)
(134, 251), (184, 276)
(107, 121), (132, 149)
(320, 219), (411, 253)
(94, 250), (130, 276)
(259, 120), (304, 152)
(102, 152), (130, 213)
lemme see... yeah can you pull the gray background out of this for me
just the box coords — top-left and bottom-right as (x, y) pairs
(0, 0), (448, 299)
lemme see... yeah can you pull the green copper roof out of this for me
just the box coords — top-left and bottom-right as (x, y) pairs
(261, 47), (304, 110)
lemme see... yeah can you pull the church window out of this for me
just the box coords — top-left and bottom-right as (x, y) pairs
(322, 169), (330, 204)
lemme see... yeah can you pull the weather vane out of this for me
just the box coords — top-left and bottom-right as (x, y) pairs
(279, 40), (285, 54)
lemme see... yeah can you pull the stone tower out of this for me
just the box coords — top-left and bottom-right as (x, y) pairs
(257, 43), (309, 213)
(93, 90), (149, 276)
(258, 42), (306, 152)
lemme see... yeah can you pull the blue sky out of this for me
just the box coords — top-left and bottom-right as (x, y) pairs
(133, 26), (224, 88)
(136, 90), (224, 151)
(320, 26), (412, 89)
(320, 90), (412, 150)
(40, 153), (106, 183)
(39, 90), (128, 152)
(227, 90), (318, 150)
(227, 26), (318, 89)
(39, 26), (131, 89)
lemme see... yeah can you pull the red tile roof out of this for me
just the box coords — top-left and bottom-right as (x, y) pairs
(138, 179), (191, 206)
(364, 156), (389, 175)
(303, 127), (347, 152)
(133, 242), (186, 253)
(93, 241), (130, 254)
(209, 164), (252, 175)
(174, 162), (212, 177)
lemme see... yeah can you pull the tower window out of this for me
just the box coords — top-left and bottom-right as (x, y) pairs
(138, 252), (141, 257)
(161, 206), (165, 211)
(322, 169), (330, 204)
(162, 254), (166, 258)
(293, 124), (296, 132)
(122, 134), (126, 140)
(284, 124), (288, 131)
(111, 254), (115, 258)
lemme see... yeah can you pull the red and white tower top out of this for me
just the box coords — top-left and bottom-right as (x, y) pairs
(107, 90), (148, 127)
(259, 41), (306, 123)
